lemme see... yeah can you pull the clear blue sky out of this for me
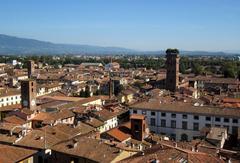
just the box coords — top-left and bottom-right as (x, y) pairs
(0, 0), (239, 51)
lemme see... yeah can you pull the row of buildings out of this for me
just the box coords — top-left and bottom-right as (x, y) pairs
(0, 49), (239, 162)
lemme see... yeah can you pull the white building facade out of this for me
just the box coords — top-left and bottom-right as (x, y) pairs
(0, 93), (21, 107)
(130, 104), (240, 141)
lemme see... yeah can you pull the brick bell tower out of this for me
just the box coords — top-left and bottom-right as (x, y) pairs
(165, 48), (180, 92)
(21, 79), (37, 110)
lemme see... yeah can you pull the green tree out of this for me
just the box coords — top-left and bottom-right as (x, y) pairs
(223, 62), (237, 78)
(192, 63), (204, 75)
(180, 62), (186, 74)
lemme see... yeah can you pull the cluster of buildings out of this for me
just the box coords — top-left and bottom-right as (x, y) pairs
(0, 49), (240, 162)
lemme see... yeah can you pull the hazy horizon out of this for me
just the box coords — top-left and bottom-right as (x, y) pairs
(0, 0), (240, 52)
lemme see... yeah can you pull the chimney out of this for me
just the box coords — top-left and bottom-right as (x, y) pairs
(191, 146), (195, 152)
(73, 142), (78, 148)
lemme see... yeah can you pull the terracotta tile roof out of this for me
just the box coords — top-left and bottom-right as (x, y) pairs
(222, 98), (240, 103)
(72, 106), (87, 114)
(58, 96), (102, 110)
(41, 96), (83, 102)
(0, 104), (21, 112)
(21, 108), (34, 115)
(31, 112), (53, 122)
(0, 88), (20, 98)
(0, 122), (22, 133)
(0, 144), (37, 163)
(107, 127), (131, 142)
(74, 122), (95, 135)
(31, 110), (75, 124)
(188, 76), (239, 84)
(120, 143), (224, 163)
(51, 137), (120, 163)
(0, 133), (18, 144)
(3, 115), (26, 125)
(39, 100), (70, 110)
(93, 109), (119, 121)
(16, 124), (92, 149)
(130, 114), (145, 120)
(84, 117), (104, 128)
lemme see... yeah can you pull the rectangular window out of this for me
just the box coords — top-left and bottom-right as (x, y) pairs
(161, 119), (166, 127)
(194, 115), (199, 120)
(232, 119), (238, 123)
(161, 112), (166, 117)
(193, 123), (199, 131)
(151, 111), (156, 116)
(171, 120), (176, 128)
(206, 117), (211, 121)
(215, 117), (221, 122)
(224, 118), (229, 123)
(133, 110), (137, 114)
(150, 118), (156, 126)
(215, 124), (221, 127)
(182, 121), (188, 129)
(182, 114), (187, 119)
(171, 113), (176, 118)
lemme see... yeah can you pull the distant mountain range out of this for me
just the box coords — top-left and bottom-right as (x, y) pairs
(0, 34), (239, 55)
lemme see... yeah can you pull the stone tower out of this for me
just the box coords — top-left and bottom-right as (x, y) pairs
(130, 114), (147, 141)
(165, 49), (180, 92)
(27, 60), (35, 78)
(21, 79), (37, 110)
